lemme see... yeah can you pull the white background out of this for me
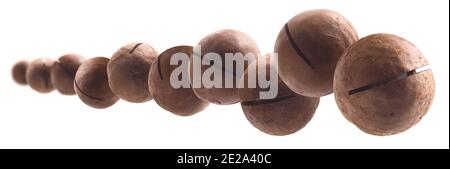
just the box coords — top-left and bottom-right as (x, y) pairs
(0, 0), (448, 149)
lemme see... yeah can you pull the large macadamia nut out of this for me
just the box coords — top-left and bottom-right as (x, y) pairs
(334, 33), (435, 136)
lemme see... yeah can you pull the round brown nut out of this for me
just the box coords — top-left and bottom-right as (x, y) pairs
(12, 60), (29, 85)
(26, 58), (55, 93)
(107, 43), (158, 103)
(275, 9), (358, 97)
(334, 33), (435, 136)
(239, 55), (320, 136)
(50, 54), (85, 95)
(74, 57), (119, 109)
(190, 29), (260, 105)
(149, 46), (209, 116)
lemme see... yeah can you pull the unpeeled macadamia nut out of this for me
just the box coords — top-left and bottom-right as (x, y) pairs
(26, 58), (55, 93)
(107, 43), (158, 103)
(75, 57), (119, 109)
(239, 54), (319, 136)
(190, 29), (260, 105)
(12, 60), (29, 85)
(149, 46), (209, 116)
(275, 9), (358, 97)
(334, 33), (435, 136)
(51, 54), (85, 95)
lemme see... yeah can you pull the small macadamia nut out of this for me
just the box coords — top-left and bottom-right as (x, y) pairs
(275, 9), (358, 97)
(239, 54), (320, 136)
(26, 58), (55, 93)
(107, 43), (158, 103)
(75, 57), (119, 109)
(190, 29), (260, 105)
(149, 46), (209, 116)
(12, 60), (29, 85)
(51, 54), (85, 95)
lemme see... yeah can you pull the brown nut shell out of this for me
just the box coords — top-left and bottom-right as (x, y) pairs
(107, 43), (158, 103)
(190, 29), (260, 105)
(12, 60), (29, 85)
(75, 57), (119, 109)
(149, 46), (209, 116)
(275, 9), (358, 97)
(26, 58), (55, 93)
(239, 55), (319, 136)
(51, 54), (85, 95)
(334, 33), (435, 136)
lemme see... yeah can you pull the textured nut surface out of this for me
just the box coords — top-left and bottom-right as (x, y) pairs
(275, 9), (358, 97)
(75, 57), (119, 109)
(26, 58), (55, 93)
(149, 46), (209, 116)
(239, 55), (319, 136)
(108, 43), (158, 103)
(51, 54), (85, 95)
(12, 60), (28, 85)
(190, 29), (260, 105)
(334, 33), (435, 136)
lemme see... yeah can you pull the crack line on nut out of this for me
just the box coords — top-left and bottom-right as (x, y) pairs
(284, 23), (314, 69)
(348, 65), (431, 95)
(157, 55), (163, 80)
(241, 93), (297, 106)
(74, 80), (104, 101)
(57, 60), (76, 78)
(42, 63), (50, 89)
(129, 43), (143, 54)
